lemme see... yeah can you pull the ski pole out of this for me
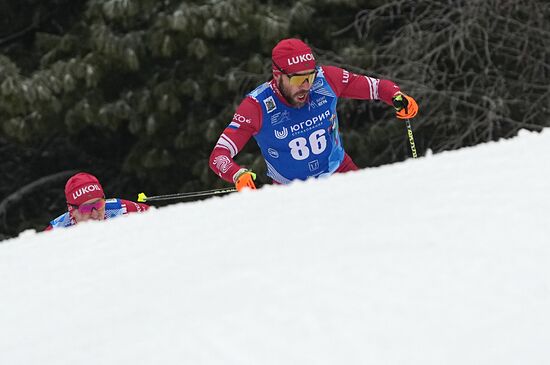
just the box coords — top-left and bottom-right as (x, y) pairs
(138, 187), (237, 203)
(405, 118), (418, 159)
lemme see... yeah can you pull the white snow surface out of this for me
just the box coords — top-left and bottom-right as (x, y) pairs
(1, 130), (549, 365)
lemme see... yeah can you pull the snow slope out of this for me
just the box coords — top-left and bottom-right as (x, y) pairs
(1, 130), (549, 365)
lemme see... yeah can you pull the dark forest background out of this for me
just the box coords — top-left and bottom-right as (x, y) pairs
(1, 0), (549, 240)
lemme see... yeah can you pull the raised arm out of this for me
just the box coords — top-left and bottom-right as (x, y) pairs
(322, 65), (400, 105)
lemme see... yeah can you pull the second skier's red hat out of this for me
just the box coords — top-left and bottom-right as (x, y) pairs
(65, 172), (104, 205)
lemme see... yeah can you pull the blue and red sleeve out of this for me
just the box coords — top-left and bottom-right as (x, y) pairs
(209, 97), (262, 183)
(120, 199), (150, 213)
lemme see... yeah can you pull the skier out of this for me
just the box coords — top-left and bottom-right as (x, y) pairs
(45, 172), (149, 230)
(209, 38), (418, 191)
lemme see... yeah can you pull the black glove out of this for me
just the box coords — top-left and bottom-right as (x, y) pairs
(392, 93), (409, 113)
(392, 93), (418, 119)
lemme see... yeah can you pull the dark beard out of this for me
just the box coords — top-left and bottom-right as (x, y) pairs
(277, 78), (303, 107)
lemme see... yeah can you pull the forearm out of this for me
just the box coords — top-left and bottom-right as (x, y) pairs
(340, 76), (400, 105)
(209, 147), (244, 183)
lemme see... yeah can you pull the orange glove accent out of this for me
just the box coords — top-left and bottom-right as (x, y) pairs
(234, 170), (257, 191)
(393, 93), (418, 119)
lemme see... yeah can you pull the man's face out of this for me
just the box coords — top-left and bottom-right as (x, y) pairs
(70, 198), (106, 223)
(277, 69), (316, 108)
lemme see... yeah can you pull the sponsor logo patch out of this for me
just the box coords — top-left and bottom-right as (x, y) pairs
(232, 113), (251, 124)
(279, 111), (290, 124)
(289, 110), (331, 134)
(271, 111), (291, 125)
(342, 70), (350, 84)
(270, 112), (281, 125)
(287, 53), (315, 66)
(312, 78), (324, 90)
(274, 127), (288, 140)
(72, 184), (101, 200)
(268, 148), (279, 158)
(315, 96), (327, 107)
(263, 96), (277, 113)
(308, 160), (320, 171)
(213, 155), (232, 173)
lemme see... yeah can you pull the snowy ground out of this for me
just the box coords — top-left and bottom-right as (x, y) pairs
(1, 130), (549, 365)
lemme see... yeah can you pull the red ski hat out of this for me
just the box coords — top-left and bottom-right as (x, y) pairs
(65, 172), (104, 205)
(272, 38), (316, 74)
